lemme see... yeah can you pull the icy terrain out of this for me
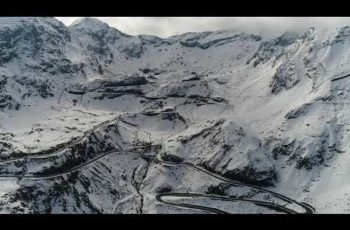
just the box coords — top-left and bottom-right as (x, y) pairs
(0, 17), (350, 213)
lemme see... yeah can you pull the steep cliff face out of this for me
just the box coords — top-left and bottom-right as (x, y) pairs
(1, 17), (350, 213)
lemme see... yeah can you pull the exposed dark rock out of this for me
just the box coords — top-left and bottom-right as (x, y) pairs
(206, 184), (229, 196)
(272, 140), (296, 160)
(155, 185), (173, 193)
(140, 68), (150, 74)
(122, 43), (144, 59)
(222, 166), (277, 187)
(285, 103), (312, 119)
(247, 32), (299, 67)
(161, 154), (183, 163)
(182, 76), (200, 81)
(270, 64), (299, 94)
(101, 76), (148, 87)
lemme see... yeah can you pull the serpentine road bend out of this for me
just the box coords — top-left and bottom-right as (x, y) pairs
(156, 193), (300, 214)
(153, 155), (315, 214)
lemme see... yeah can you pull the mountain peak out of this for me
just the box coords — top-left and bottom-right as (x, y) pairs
(69, 17), (109, 30)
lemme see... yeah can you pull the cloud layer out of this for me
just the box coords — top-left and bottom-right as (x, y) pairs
(56, 17), (350, 38)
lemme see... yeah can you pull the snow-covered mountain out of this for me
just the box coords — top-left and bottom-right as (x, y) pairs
(1, 17), (350, 213)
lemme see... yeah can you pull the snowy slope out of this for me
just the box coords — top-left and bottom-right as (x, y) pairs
(1, 17), (350, 213)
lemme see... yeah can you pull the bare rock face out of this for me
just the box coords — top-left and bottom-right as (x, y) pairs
(246, 32), (299, 67)
(270, 63), (300, 94)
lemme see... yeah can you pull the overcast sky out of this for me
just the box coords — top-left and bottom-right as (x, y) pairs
(56, 17), (350, 38)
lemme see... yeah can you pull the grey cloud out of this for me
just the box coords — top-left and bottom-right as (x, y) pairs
(56, 17), (350, 38)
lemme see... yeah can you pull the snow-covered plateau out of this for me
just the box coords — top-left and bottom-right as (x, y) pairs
(0, 17), (350, 213)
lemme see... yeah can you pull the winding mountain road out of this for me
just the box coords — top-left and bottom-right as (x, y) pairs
(0, 143), (316, 213)
(0, 110), (316, 214)
(0, 146), (152, 180)
(153, 155), (315, 214)
(156, 193), (300, 214)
